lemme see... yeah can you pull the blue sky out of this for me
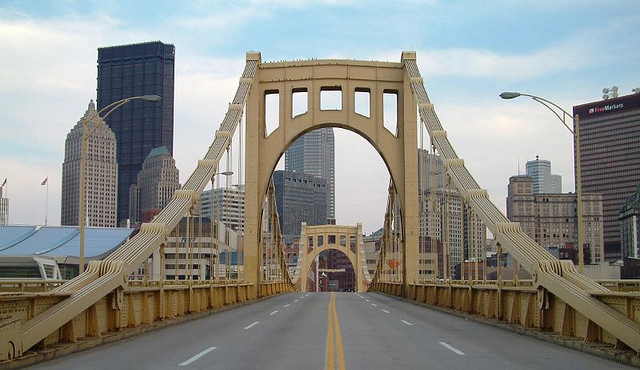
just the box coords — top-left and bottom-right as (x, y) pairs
(1, 0), (639, 231)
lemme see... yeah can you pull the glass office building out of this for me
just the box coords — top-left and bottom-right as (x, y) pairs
(285, 128), (335, 223)
(574, 93), (640, 260)
(97, 41), (175, 226)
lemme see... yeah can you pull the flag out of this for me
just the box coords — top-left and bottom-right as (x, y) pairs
(41, 177), (48, 186)
(1, 178), (5, 187)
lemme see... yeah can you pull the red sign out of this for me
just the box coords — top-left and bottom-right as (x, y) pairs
(387, 258), (401, 270)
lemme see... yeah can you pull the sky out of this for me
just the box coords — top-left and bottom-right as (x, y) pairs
(0, 0), (639, 234)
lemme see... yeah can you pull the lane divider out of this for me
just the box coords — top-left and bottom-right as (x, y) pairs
(270, 310), (278, 316)
(325, 292), (346, 370)
(439, 341), (465, 355)
(401, 320), (414, 326)
(244, 321), (260, 330)
(179, 346), (217, 366)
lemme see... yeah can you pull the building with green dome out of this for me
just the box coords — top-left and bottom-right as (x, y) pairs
(620, 185), (640, 259)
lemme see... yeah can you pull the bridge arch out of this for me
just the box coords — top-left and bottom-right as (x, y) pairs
(244, 52), (419, 295)
(297, 223), (369, 292)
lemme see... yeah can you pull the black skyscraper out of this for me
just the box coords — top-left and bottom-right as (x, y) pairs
(97, 41), (175, 226)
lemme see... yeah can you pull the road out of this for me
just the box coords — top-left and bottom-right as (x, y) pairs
(29, 292), (631, 369)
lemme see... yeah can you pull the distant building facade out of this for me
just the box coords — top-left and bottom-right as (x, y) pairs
(620, 185), (640, 259)
(0, 186), (7, 226)
(128, 146), (179, 225)
(273, 170), (327, 241)
(418, 150), (486, 279)
(285, 128), (335, 223)
(97, 41), (175, 226)
(147, 217), (240, 281)
(525, 156), (562, 193)
(199, 185), (245, 232)
(507, 175), (605, 263)
(61, 101), (118, 227)
(574, 93), (640, 260)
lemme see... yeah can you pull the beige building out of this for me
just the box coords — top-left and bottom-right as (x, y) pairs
(507, 175), (604, 263)
(129, 146), (180, 225)
(142, 217), (240, 281)
(418, 150), (485, 279)
(61, 101), (118, 227)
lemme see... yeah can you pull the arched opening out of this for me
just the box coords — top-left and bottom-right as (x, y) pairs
(261, 128), (391, 289)
(310, 249), (356, 292)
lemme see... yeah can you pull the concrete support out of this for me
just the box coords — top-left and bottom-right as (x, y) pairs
(244, 54), (263, 298)
(401, 52), (419, 297)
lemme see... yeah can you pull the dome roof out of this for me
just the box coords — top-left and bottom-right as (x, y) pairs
(621, 185), (640, 215)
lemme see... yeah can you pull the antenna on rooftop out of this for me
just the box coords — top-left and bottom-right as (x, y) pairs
(602, 85), (619, 100)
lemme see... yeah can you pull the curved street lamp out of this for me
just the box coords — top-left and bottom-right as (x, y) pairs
(500, 91), (585, 273)
(79, 95), (161, 274)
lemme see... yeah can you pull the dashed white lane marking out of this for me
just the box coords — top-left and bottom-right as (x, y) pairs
(294, 299), (299, 303)
(439, 341), (465, 355)
(284, 304), (291, 307)
(381, 309), (390, 314)
(365, 299), (370, 302)
(371, 303), (377, 307)
(401, 320), (414, 326)
(179, 347), (217, 366)
(244, 321), (260, 330)
(270, 310), (278, 316)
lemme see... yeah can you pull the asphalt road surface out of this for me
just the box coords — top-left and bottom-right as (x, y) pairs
(28, 292), (632, 369)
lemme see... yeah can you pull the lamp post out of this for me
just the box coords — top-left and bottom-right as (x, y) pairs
(78, 95), (161, 274)
(500, 92), (585, 273)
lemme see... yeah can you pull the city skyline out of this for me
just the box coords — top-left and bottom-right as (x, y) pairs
(0, 1), (639, 234)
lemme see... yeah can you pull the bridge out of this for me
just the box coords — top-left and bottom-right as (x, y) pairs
(1, 51), (639, 368)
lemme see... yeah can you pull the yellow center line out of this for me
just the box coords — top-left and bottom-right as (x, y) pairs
(325, 292), (346, 370)
(325, 293), (335, 369)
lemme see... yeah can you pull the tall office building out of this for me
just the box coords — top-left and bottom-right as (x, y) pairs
(574, 93), (640, 260)
(525, 156), (562, 193)
(507, 175), (604, 263)
(199, 185), (246, 232)
(285, 128), (335, 223)
(128, 146), (180, 225)
(273, 170), (328, 241)
(61, 101), (118, 227)
(417, 150), (485, 279)
(0, 185), (7, 226)
(97, 41), (175, 226)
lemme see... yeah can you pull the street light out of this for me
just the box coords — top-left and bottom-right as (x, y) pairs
(500, 91), (585, 273)
(78, 94), (161, 274)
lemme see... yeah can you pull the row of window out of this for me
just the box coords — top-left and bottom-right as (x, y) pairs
(264, 87), (399, 137)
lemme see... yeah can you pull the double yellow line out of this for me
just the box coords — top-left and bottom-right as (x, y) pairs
(325, 292), (346, 370)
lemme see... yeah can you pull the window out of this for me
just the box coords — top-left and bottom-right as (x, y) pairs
(321, 87), (342, 110)
(292, 88), (308, 118)
(265, 90), (279, 137)
(383, 90), (398, 135)
(355, 88), (370, 117)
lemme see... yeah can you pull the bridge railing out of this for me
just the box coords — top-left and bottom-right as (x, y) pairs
(373, 280), (640, 349)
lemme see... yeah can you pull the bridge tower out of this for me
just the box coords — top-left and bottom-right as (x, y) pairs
(243, 52), (420, 298)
